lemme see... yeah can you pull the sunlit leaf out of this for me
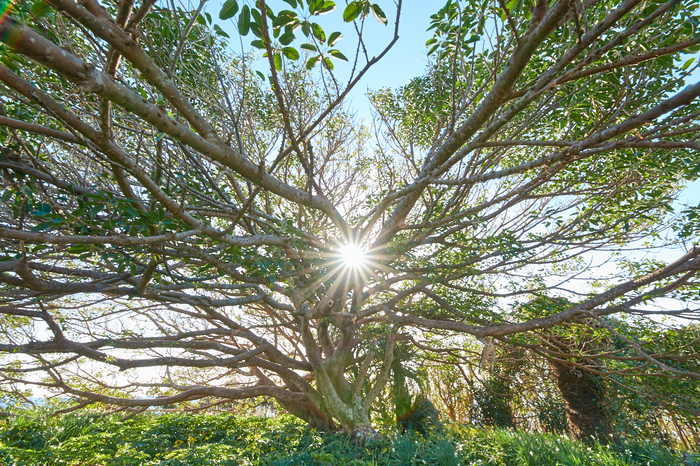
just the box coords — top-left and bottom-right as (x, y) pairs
(282, 47), (300, 60)
(306, 55), (320, 69)
(316, 1), (336, 15)
(274, 52), (283, 71)
(371, 3), (387, 25)
(328, 31), (343, 47)
(311, 22), (326, 42)
(328, 49), (348, 61)
(343, 1), (361, 22)
(273, 10), (298, 28)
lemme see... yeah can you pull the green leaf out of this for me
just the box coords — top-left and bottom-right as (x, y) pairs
(256, 70), (265, 81)
(214, 24), (230, 38)
(279, 31), (295, 45)
(311, 22), (326, 42)
(656, 55), (673, 68)
(300, 43), (318, 52)
(32, 221), (57, 232)
(306, 55), (320, 69)
(322, 57), (334, 70)
(371, 3), (387, 25)
(238, 5), (251, 35)
(328, 49), (348, 61)
(251, 7), (263, 25)
(282, 47), (300, 60)
(362, 1), (371, 19)
(31, 1), (54, 18)
(274, 52), (283, 71)
(219, 0), (238, 20)
(273, 10), (297, 28)
(328, 31), (342, 47)
(250, 22), (263, 38)
(316, 1), (336, 15)
(282, 0), (298, 7)
(343, 1), (361, 22)
(251, 39), (266, 49)
(681, 57), (695, 70)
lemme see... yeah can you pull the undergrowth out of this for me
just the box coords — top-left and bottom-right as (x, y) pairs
(0, 412), (695, 465)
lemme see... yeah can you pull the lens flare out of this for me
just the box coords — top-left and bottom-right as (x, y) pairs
(339, 243), (367, 269)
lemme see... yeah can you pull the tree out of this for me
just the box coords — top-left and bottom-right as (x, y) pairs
(1, 0), (700, 439)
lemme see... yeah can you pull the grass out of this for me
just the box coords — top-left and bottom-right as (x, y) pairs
(0, 412), (696, 465)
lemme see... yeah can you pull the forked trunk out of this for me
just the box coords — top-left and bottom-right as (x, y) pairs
(325, 393), (378, 441)
(550, 360), (613, 444)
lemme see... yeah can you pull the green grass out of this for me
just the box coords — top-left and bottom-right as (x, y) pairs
(0, 412), (695, 466)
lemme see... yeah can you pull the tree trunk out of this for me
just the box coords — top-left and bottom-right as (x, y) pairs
(325, 393), (378, 441)
(279, 401), (338, 432)
(549, 360), (613, 444)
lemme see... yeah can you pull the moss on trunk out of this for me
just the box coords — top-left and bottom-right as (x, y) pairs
(550, 360), (613, 444)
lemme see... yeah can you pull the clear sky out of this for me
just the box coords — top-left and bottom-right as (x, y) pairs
(306, 1), (439, 118)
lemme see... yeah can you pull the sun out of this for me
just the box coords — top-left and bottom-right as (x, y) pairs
(339, 242), (367, 269)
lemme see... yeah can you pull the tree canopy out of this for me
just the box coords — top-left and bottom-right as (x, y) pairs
(0, 0), (699, 438)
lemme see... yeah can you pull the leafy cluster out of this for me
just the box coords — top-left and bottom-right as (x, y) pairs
(218, 0), (386, 71)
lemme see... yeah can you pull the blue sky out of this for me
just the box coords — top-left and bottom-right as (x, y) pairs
(307, 1), (438, 116)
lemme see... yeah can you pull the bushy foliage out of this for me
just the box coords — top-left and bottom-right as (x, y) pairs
(396, 396), (443, 436)
(0, 412), (695, 466)
(471, 378), (516, 429)
(534, 397), (568, 435)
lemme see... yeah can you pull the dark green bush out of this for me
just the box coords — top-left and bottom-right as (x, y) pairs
(397, 396), (443, 436)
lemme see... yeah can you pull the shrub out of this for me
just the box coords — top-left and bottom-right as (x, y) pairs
(0, 411), (692, 465)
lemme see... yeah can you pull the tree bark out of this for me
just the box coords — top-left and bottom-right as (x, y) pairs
(277, 400), (338, 432)
(550, 360), (613, 444)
